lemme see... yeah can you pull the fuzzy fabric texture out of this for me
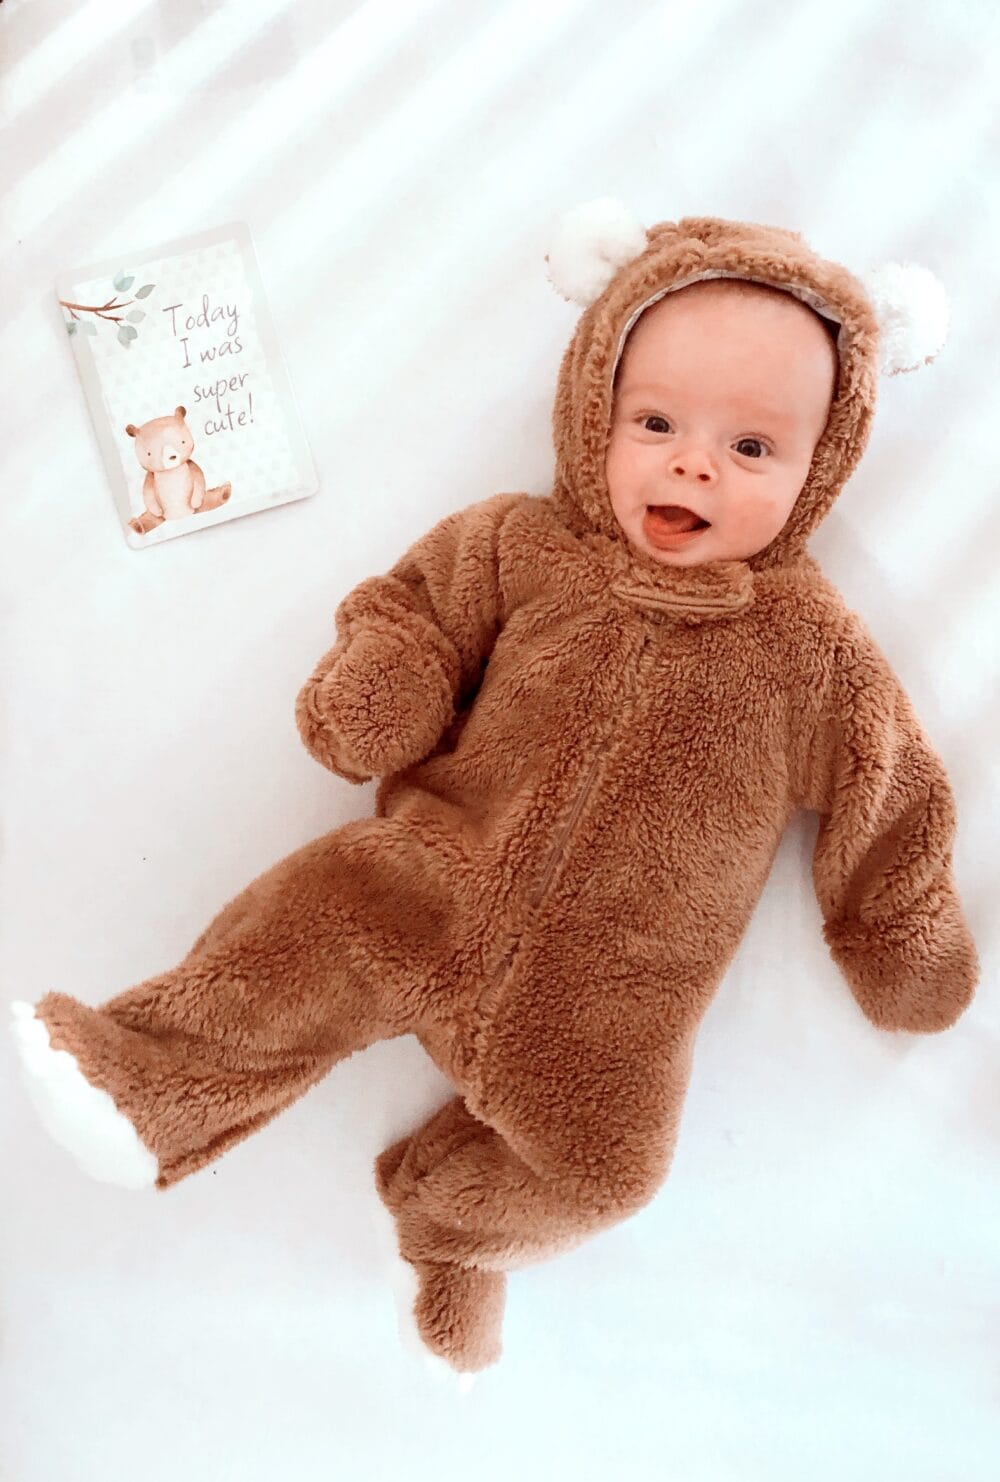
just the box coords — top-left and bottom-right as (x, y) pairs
(21, 214), (979, 1373)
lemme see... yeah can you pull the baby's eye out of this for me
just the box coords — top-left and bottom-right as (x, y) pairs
(734, 437), (769, 458)
(642, 415), (672, 434)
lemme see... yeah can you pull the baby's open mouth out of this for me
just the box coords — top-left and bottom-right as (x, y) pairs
(646, 504), (711, 533)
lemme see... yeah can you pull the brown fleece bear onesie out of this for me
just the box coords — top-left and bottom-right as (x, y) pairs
(18, 212), (980, 1373)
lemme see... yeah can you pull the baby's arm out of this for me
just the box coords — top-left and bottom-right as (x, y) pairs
(804, 615), (979, 1033)
(296, 491), (527, 783)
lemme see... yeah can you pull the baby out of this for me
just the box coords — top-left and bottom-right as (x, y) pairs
(11, 204), (979, 1377)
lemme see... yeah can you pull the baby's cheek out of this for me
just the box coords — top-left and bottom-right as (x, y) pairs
(604, 438), (634, 509)
(726, 490), (791, 543)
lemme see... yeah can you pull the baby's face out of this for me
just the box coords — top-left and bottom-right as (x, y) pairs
(605, 282), (838, 565)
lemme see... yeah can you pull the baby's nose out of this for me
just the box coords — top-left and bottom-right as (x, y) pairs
(668, 449), (716, 482)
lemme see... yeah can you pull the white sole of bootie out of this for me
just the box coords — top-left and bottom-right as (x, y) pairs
(368, 1194), (477, 1393)
(9, 1001), (159, 1189)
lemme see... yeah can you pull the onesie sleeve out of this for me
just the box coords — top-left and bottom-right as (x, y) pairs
(296, 492), (525, 782)
(804, 616), (979, 1033)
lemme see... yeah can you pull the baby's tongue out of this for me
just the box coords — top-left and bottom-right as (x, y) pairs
(649, 504), (702, 533)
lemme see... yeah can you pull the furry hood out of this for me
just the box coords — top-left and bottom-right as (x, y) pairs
(546, 211), (884, 582)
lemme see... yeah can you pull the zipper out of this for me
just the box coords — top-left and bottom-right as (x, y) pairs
(471, 633), (654, 1030)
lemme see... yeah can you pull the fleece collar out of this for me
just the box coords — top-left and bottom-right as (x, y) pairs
(570, 529), (756, 622)
(549, 215), (880, 622)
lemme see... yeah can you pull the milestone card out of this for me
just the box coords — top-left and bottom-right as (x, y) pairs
(56, 221), (318, 549)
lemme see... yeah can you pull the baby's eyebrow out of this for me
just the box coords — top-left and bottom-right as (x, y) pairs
(617, 382), (793, 427)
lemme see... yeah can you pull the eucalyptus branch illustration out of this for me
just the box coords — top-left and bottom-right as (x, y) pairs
(61, 293), (133, 322)
(61, 271), (156, 346)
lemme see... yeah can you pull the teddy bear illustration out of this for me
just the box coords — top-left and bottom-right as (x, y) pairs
(125, 406), (232, 535)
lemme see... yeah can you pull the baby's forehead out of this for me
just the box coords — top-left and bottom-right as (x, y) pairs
(614, 280), (839, 401)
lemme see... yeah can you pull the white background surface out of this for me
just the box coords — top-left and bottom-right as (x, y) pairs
(2, 2), (998, 1479)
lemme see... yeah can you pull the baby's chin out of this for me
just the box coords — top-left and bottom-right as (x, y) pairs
(640, 542), (714, 567)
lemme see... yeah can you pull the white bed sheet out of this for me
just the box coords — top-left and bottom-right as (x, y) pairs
(2, 2), (998, 1479)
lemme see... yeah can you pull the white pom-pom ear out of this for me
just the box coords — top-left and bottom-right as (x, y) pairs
(544, 197), (649, 307)
(860, 261), (950, 375)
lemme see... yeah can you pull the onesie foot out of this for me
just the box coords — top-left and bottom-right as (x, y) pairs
(369, 1196), (478, 1391)
(10, 1001), (158, 1188)
(410, 1260), (506, 1376)
(373, 1112), (506, 1375)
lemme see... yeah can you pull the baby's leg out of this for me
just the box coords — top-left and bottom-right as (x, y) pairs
(374, 1040), (689, 1373)
(12, 823), (433, 1189)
